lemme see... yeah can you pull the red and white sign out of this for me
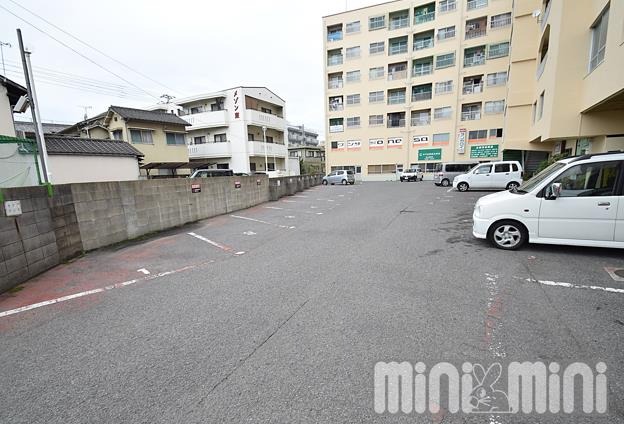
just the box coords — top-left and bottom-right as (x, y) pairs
(412, 135), (429, 146)
(369, 138), (384, 150)
(347, 140), (362, 151)
(388, 137), (403, 149)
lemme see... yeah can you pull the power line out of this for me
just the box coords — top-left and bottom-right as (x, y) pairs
(4, 0), (178, 94)
(0, 3), (160, 100)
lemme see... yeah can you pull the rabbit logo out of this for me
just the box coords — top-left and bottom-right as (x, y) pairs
(468, 363), (512, 413)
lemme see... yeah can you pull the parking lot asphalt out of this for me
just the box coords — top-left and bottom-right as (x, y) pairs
(1, 181), (623, 423)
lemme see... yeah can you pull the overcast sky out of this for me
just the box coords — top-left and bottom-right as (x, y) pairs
(0, 0), (382, 140)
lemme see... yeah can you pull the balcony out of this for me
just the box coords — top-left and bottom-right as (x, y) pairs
(388, 95), (406, 105)
(247, 140), (287, 158)
(188, 141), (231, 159)
(414, 11), (435, 24)
(465, 28), (486, 39)
(467, 0), (487, 11)
(387, 70), (407, 80)
(488, 43), (509, 59)
(328, 80), (343, 89)
(329, 124), (344, 133)
(413, 38), (434, 51)
(461, 110), (481, 121)
(412, 91), (432, 101)
(491, 15), (512, 29)
(245, 109), (286, 131)
(327, 55), (343, 66)
(329, 103), (343, 112)
(464, 55), (485, 67)
(180, 110), (228, 129)
(389, 16), (409, 30)
(387, 119), (406, 128)
(412, 64), (433, 77)
(411, 116), (431, 126)
(439, 0), (456, 12)
(327, 31), (343, 42)
(462, 81), (484, 94)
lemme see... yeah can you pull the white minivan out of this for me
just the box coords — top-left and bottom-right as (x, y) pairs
(473, 152), (624, 250)
(453, 161), (523, 192)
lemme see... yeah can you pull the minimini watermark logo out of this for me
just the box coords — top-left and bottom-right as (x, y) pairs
(374, 361), (607, 415)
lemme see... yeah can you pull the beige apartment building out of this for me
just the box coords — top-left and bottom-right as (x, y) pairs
(323, 0), (624, 180)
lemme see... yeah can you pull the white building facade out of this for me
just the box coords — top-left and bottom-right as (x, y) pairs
(152, 87), (288, 175)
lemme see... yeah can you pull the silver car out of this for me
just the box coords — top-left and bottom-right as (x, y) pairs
(322, 170), (355, 185)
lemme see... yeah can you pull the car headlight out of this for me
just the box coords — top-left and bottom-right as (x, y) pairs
(474, 203), (481, 217)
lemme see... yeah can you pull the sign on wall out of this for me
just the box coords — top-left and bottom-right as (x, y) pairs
(331, 141), (346, 150)
(369, 138), (384, 150)
(412, 135), (429, 145)
(347, 140), (362, 150)
(418, 148), (442, 161)
(456, 128), (467, 154)
(470, 144), (499, 159)
(388, 137), (403, 149)
(233, 90), (240, 119)
(191, 184), (201, 193)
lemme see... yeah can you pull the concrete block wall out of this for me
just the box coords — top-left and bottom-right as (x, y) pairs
(269, 175), (322, 201)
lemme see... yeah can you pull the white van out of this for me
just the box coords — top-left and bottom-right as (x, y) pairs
(473, 152), (624, 250)
(453, 161), (523, 192)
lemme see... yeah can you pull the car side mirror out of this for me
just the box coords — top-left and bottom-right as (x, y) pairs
(546, 182), (562, 199)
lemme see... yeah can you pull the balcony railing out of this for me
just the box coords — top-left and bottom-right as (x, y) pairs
(412, 91), (432, 101)
(388, 96), (406, 105)
(467, 0), (487, 11)
(439, 0), (456, 12)
(461, 110), (481, 121)
(188, 141), (232, 159)
(414, 11), (435, 24)
(465, 28), (486, 39)
(389, 44), (408, 55)
(413, 64), (433, 76)
(327, 56), (343, 66)
(491, 16), (511, 29)
(487, 76), (507, 86)
(387, 70), (407, 80)
(462, 81), (483, 94)
(327, 32), (343, 42)
(179, 110), (228, 129)
(387, 119), (406, 128)
(411, 116), (431, 126)
(328, 80), (343, 89)
(464, 55), (485, 67)
(413, 38), (434, 50)
(329, 125), (344, 133)
(389, 16), (409, 30)
(247, 141), (287, 158)
(437, 28), (456, 40)
(434, 110), (452, 119)
(436, 56), (455, 68)
(488, 45), (509, 59)
(245, 109), (286, 131)
(329, 103), (344, 111)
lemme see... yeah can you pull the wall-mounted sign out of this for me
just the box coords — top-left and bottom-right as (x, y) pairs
(388, 137), (403, 149)
(347, 140), (362, 150)
(470, 144), (499, 159)
(233, 90), (240, 119)
(331, 141), (346, 150)
(418, 148), (442, 161)
(234, 181), (242, 189)
(369, 138), (384, 150)
(457, 128), (467, 154)
(554, 141), (562, 155)
(412, 135), (429, 145)
(191, 183), (201, 193)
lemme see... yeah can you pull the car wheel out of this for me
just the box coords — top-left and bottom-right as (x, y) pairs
(349, 182), (355, 185)
(457, 182), (469, 192)
(488, 220), (528, 250)
(342, 179), (348, 185)
(441, 179), (450, 187)
(322, 180), (328, 185)
(506, 181), (520, 191)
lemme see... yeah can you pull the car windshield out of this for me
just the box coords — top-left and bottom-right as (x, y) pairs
(516, 161), (567, 193)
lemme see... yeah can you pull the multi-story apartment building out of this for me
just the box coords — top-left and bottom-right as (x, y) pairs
(323, 0), (513, 180)
(151, 87), (288, 174)
(287, 124), (319, 147)
(323, 0), (624, 180)
(504, 0), (624, 166)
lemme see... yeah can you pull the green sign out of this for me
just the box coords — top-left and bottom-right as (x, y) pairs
(418, 148), (442, 161)
(470, 144), (499, 159)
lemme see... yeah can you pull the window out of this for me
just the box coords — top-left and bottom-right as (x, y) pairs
(369, 115), (384, 126)
(435, 80), (453, 94)
(389, 37), (408, 55)
(434, 106), (452, 120)
(552, 161), (620, 197)
(411, 109), (431, 126)
(538, 91), (545, 121)
(346, 94), (360, 105)
(489, 128), (503, 139)
(369, 67), (384, 80)
(495, 163), (511, 173)
(346, 117), (361, 128)
(129, 129), (153, 144)
(214, 133), (227, 142)
(589, 5), (609, 71)
(368, 164), (397, 174)
(488, 42), (510, 59)
(467, 0), (488, 11)
(487, 71), (507, 86)
(475, 164), (492, 174)
(193, 136), (206, 145)
(327, 24), (343, 42)
(328, 73), (343, 89)
(190, 106), (204, 114)
(512, 163), (519, 172)
(484, 100), (505, 114)
(433, 133), (450, 143)
(248, 133), (255, 141)
(346, 46), (361, 59)
(388, 88), (406, 104)
(266, 136), (274, 143)
(369, 15), (385, 30)
(369, 91), (384, 103)
(267, 163), (275, 171)
(211, 103), (224, 111)
(468, 129), (487, 142)
(249, 162), (257, 172)
(389, 11), (409, 30)
(346, 21), (360, 33)
(369, 42), (385, 55)
(346, 70), (361, 83)
(166, 132), (186, 145)
(111, 130), (123, 140)
(261, 107), (272, 114)
(490, 12), (511, 29)
(436, 52), (456, 69)
(439, 0), (456, 13)
(438, 26), (456, 40)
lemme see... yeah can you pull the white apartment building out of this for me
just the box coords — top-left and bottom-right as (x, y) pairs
(151, 87), (288, 174)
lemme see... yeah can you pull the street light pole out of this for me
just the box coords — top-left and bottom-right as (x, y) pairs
(262, 125), (268, 174)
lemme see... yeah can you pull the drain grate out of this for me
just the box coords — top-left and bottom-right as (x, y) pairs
(605, 267), (624, 282)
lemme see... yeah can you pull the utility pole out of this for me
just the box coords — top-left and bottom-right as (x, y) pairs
(0, 41), (10, 75)
(17, 29), (50, 184)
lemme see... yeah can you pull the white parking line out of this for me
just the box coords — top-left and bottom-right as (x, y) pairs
(264, 206), (283, 210)
(230, 214), (294, 229)
(137, 268), (150, 275)
(188, 232), (245, 255)
(282, 200), (297, 203)
(524, 278), (624, 294)
(447, 188), (454, 193)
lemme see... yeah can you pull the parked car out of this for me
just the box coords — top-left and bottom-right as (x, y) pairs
(453, 161), (523, 192)
(323, 170), (355, 185)
(190, 169), (234, 178)
(400, 168), (424, 182)
(433, 162), (479, 187)
(472, 151), (624, 250)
